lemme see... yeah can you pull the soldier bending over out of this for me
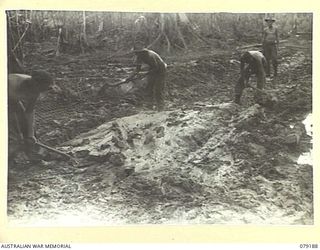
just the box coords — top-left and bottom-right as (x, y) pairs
(129, 48), (167, 111)
(234, 51), (267, 104)
(8, 70), (55, 164)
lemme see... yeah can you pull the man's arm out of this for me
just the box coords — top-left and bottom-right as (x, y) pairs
(135, 61), (142, 73)
(240, 53), (248, 76)
(127, 56), (142, 80)
(240, 53), (254, 84)
(275, 28), (279, 48)
(262, 29), (267, 45)
(23, 99), (37, 142)
(262, 56), (268, 72)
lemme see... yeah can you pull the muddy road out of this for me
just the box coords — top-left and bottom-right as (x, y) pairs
(7, 36), (313, 225)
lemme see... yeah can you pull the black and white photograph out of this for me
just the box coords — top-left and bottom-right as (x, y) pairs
(6, 10), (313, 226)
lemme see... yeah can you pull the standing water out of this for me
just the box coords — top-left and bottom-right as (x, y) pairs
(297, 113), (313, 165)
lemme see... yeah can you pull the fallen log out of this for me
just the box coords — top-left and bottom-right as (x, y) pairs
(236, 40), (288, 50)
(237, 43), (261, 50)
(284, 44), (311, 49)
(296, 32), (312, 35)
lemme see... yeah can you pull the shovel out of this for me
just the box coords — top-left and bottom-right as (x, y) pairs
(35, 141), (79, 165)
(13, 111), (78, 165)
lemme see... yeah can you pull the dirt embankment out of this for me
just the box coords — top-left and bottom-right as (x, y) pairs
(8, 37), (312, 225)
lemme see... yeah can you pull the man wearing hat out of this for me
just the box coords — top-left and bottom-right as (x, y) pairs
(129, 48), (167, 111)
(262, 16), (279, 77)
(133, 16), (149, 49)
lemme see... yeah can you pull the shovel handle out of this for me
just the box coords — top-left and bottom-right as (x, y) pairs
(35, 141), (78, 164)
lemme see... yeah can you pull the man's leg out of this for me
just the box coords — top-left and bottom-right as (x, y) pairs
(234, 76), (245, 104)
(8, 138), (22, 166)
(256, 70), (266, 90)
(154, 73), (166, 111)
(263, 44), (271, 77)
(146, 74), (155, 108)
(271, 44), (278, 77)
(235, 65), (251, 104)
(8, 115), (24, 166)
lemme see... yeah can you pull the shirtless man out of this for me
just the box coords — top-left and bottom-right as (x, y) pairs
(234, 51), (267, 104)
(262, 17), (279, 77)
(8, 70), (55, 163)
(129, 48), (167, 111)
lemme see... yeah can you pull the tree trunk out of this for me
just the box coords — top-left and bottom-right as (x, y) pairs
(293, 13), (298, 34)
(7, 11), (25, 73)
(56, 27), (62, 56)
(80, 11), (89, 54)
(82, 11), (88, 44)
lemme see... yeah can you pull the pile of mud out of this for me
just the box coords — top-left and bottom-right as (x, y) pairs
(8, 102), (313, 225)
